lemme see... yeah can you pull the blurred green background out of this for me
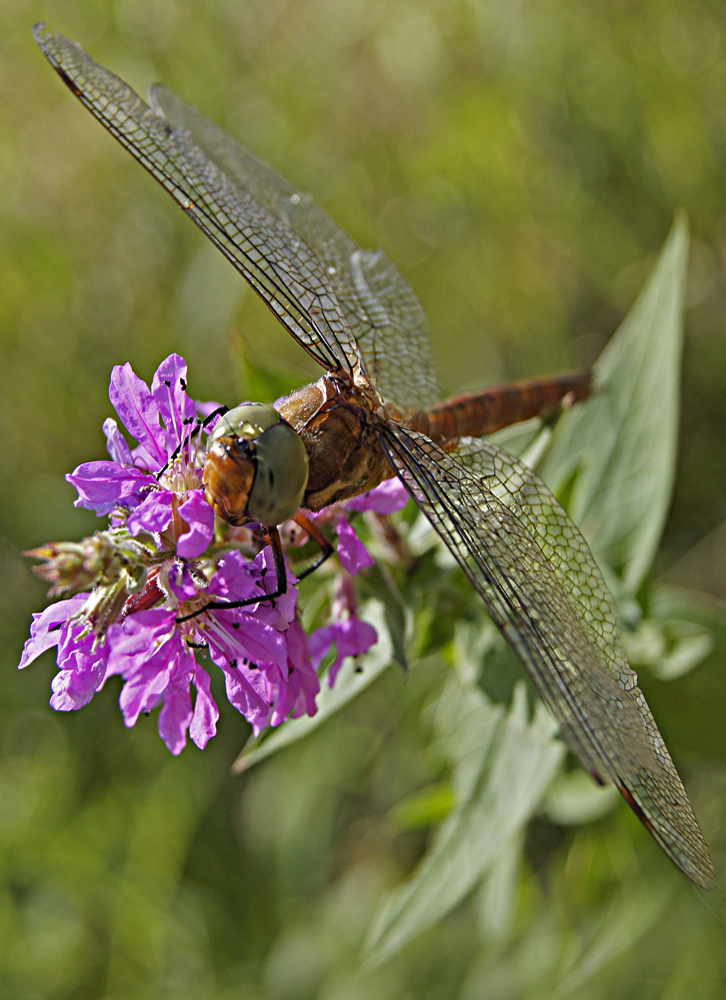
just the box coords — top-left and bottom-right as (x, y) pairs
(2, 0), (726, 997)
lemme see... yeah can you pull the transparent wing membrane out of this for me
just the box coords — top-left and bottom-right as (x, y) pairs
(380, 425), (714, 888)
(35, 26), (353, 375)
(150, 84), (440, 410)
(35, 25), (439, 409)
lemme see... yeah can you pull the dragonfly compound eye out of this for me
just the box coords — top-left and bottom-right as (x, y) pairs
(203, 403), (309, 526)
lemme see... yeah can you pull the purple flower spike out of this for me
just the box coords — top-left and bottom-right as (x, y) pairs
(23, 354), (382, 754)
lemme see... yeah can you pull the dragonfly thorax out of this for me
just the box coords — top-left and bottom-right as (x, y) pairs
(203, 403), (309, 526)
(276, 374), (393, 511)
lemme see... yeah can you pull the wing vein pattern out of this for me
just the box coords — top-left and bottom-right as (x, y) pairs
(35, 26), (439, 410)
(380, 424), (714, 888)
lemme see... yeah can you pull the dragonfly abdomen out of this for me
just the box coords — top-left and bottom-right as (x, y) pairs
(408, 372), (592, 443)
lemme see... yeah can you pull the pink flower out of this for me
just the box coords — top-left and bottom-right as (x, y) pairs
(21, 355), (382, 754)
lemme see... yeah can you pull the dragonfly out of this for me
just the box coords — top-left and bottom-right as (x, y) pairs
(35, 25), (714, 889)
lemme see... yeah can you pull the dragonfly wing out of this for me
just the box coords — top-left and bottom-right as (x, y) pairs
(380, 424), (714, 888)
(150, 85), (440, 410)
(340, 246), (439, 410)
(34, 25), (356, 375)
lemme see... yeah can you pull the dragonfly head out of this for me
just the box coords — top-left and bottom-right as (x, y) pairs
(203, 403), (309, 526)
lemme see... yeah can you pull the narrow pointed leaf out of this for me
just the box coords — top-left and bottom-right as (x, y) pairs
(364, 683), (565, 965)
(541, 215), (688, 595)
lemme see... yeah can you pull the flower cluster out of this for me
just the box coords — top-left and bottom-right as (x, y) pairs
(21, 356), (409, 754)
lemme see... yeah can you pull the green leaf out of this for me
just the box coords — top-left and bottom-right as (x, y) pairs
(540, 215), (688, 596)
(360, 561), (412, 672)
(543, 768), (619, 826)
(554, 881), (672, 994)
(473, 830), (523, 946)
(389, 783), (457, 832)
(623, 614), (714, 682)
(233, 598), (393, 772)
(363, 681), (565, 966)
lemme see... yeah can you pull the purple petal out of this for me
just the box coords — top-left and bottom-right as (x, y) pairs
(129, 441), (165, 473)
(190, 665), (219, 749)
(109, 363), (167, 469)
(271, 619), (320, 726)
(107, 609), (177, 666)
(106, 609), (178, 690)
(126, 491), (174, 536)
(222, 665), (271, 731)
(158, 660), (195, 755)
(20, 596), (87, 669)
(112, 616), (180, 726)
(103, 418), (133, 466)
(107, 613), (202, 738)
(308, 624), (335, 668)
(168, 562), (205, 603)
(119, 661), (170, 726)
(67, 461), (152, 514)
(336, 518), (375, 575)
(309, 617), (378, 686)
(209, 550), (265, 604)
(151, 354), (197, 452)
(207, 612), (288, 670)
(177, 491), (215, 558)
(51, 629), (109, 710)
(346, 478), (410, 514)
(250, 547), (298, 625)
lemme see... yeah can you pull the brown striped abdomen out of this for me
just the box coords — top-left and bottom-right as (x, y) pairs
(405, 372), (592, 443)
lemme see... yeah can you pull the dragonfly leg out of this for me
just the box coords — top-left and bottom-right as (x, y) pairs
(185, 638), (209, 650)
(176, 526), (287, 622)
(293, 511), (334, 580)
